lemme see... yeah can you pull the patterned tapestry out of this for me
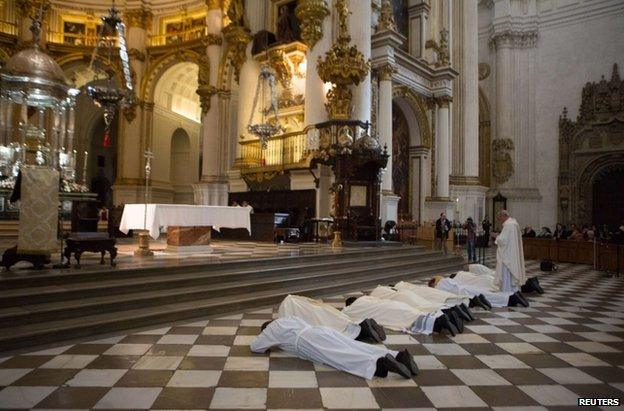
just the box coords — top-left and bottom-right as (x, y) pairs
(392, 103), (410, 218)
(17, 166), (59, 254)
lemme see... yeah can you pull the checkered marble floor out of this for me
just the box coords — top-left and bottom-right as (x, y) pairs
(1, 257), (623, 409)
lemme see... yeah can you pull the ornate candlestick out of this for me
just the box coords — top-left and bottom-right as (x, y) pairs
(134, 149), (154, 257)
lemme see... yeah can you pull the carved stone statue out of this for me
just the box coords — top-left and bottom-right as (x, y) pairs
(197, 54), (210, 87)
(276, 4), (299, 44)
(227, 0), (246, 27)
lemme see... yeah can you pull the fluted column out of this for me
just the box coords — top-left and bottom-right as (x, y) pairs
(348, 0), (371, 123)
(436, 98), (450, 198)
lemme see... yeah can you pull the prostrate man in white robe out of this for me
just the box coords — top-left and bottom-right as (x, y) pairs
(277, 294), (387, 343)
(494, 210), (528, 293)
(250, 316), (418, 379)
(430, 272), (529, 308)
(392, 281), (475, 322)
(342, 295), (459, 336)
(469, 263), (543, 294)
(369, 285), (473, 332)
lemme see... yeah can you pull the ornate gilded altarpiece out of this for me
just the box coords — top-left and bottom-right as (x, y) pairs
(558, 64), (624, 226)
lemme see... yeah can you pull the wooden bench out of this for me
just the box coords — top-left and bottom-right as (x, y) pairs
(64, 233), (117, 268)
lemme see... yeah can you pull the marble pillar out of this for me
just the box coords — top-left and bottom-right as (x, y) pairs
(194, 7), (228, 206)
(304, 0), (333, 218)
(349, 0), (372, 123)
(436, 98), (450, 199)
(377, 64), (400, 224)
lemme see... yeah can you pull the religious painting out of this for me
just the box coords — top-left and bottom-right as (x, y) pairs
(390, 0), (409, 38)
(392, 103), (410, 219)
(63, 21), (85, 45)
(276, 0), (301, 44)
(349, 185), (367, 207)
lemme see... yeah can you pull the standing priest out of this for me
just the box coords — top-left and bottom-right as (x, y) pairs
(494, 210), (526, 293)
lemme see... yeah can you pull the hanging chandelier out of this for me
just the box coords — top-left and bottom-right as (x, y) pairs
(86, 2), (135, 148)
(247, 65), (283, 149)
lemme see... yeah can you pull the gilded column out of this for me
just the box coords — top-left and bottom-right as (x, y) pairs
(348, 0), (372, 123)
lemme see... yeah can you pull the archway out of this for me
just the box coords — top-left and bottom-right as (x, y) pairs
(170, 128), (193, 204)
(593, 167), (624, 228)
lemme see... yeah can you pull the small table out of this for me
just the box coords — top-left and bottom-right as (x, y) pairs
(310, 218), (333, 243)
(64, 233), (117, 268)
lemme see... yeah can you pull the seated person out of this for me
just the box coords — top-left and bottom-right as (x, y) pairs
(536, 227), (552, 238)
(522, 226), (536, 238)
(277, 294), (386, 343)
(553, 223), (567, 240)
(342, 295), (459, 336)
(250, 316), (418, 379)
(369, 285), (473, 332)
(567, 224), (584, 241)
(469, 263), (543, 294)
(429, 273), (529, 308)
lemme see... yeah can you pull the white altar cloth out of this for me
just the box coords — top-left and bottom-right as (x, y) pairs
(119, 204), (252, 240)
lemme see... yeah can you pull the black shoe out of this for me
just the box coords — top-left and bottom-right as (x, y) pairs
(469, 296), (488, 310)
(508, 293), (521, 307)
(459, 303), (475, 321)
(530, 277), (544, 294)
(396, 349), (419, 376)
(452, 305), (471, 322)
(368, 318), (386, 341)
(378, 354), (411, 378)
(357, 319), (383, 343)
(516, 291), (530, 307)
(434, 314), (457, 337)
(521, 284), (533, 294)
(444, 309), (464, 333)
(478, 294), (492, 310)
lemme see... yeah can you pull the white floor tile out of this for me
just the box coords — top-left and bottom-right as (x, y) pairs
(209, 387), (267, 409)
(421, 385), (488, 408)
(93, 387), (162, 409)
(167, 370), (221, 387)
(320, 387), (380, 409)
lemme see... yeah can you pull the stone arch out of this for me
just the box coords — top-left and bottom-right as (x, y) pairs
(576, 153), (624, 226)
(392, 85), (431, 149)
(141, 49), (203, 104)
(479, 87), (491, 187)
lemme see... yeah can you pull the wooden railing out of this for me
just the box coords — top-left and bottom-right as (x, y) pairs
(239, 130), (309, 169)
(0, 20), (17, 36)
(148, 25), (208, 47)
(523, 237), (624, 273)
(46, 30), (102, 47)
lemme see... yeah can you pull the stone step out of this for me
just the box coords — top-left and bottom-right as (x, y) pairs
(0, 253), (459, 326)
(0, 245), (427, 290)
(0, 256), (463, 353)
(0, 249), (443, 307)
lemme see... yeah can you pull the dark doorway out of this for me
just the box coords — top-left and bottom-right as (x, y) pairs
(593, 169), (624, 228)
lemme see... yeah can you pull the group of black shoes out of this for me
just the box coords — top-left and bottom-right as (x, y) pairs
(521, 276), (544, 294)
(375, 349), (419, 379)
(356, 318), (387, 343)
(508, 291), (530, 307)
(468, 294), (492, 310)
(434, 303), (476, 336)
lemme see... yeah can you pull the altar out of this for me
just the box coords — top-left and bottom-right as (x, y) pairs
(119, 204), (252, 252)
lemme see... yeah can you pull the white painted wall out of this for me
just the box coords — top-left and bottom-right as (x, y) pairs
(479, 0), (624, 228)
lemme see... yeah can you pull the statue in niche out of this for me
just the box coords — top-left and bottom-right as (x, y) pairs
(227, 0), (246, 27)
(276, 4), (299, 44)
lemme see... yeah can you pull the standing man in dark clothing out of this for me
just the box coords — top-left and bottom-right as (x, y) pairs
(482, 217), (492, 247)
(435, 212), (452, 254)
(464, 217), (477, 262)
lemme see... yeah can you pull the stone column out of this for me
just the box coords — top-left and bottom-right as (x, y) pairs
(407, 0), (430, 58)
(349, 0), (372, 123)
(377, 64), (400, 223)
(301, 0), (333, 218)
(195, 5), (229, 205)
(112, 7), (151, 205)
(436, 97), (450, 199)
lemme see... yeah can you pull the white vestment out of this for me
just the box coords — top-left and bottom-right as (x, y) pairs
(250, 316), (396, 379)
(436, 277), (513, 308)
(342, 295), (441, 334)
(394, 281), (470, 307)
(468, 264), (496, 279)
(495, 217), (527, 291)
(369, 285), (444, 313)
(277, 295), (361, 339)
(454, 271), (498, 292)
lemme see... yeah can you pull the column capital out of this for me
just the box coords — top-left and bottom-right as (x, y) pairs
(377, 63), (397, 81)
(205, 0), (221, 10)
(434, 95), (452, 108)
(142, 101), (155, 111)
(124, 8), (153, 30)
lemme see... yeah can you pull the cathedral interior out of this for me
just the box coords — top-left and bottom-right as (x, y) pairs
(0, 0), (622, 409)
